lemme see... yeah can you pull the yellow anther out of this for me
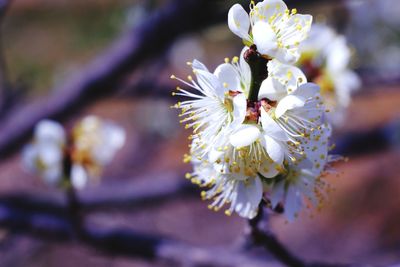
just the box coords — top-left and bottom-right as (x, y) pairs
(225, 210), (232, 216)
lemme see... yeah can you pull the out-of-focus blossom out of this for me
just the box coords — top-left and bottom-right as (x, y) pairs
(298, 23), (360, 125)
(23, 120), (66, 185)
(228, 0), (312, 64)
(23, 116), (125, 190)
(70, 116), (126, 189)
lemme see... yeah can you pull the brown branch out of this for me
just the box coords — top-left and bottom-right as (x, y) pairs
(0, 174), (197, 216)
(0, 199), (278, 267)
(248, 206), (352, 267)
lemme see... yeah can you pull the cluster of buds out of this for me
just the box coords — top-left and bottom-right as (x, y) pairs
(23, 116), (125, 190)
(172, 0), (338, 220)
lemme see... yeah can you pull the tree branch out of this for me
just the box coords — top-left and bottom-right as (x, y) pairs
(0, 174), (197, 216)
(0, 200), (277, 267)
(248, 206), (351, 267)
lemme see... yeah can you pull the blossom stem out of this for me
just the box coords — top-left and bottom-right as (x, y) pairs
(63, 148), (84, 237)
(248, 205), (307, 267)
(244, 45), (269, 102)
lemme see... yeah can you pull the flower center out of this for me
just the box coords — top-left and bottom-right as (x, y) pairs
(245, 98), (277, 123)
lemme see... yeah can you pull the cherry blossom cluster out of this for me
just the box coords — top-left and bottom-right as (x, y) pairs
(23, 116), (125, 190)
(298, 23), (360, 125)
(172, 0), (336, 220)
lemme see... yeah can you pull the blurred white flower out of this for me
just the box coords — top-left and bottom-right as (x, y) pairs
(22, 120), (66, 185)
(298, 23), (361, 125)
(71, 116), (126, 189)
(23, 116), (125, 190)
(228, 0), (312, 64)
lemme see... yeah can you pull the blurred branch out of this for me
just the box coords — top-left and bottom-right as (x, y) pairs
(0, 191), (359, 267)
(0, 0), (22, 119)
(0, 174), (196, 216)
(0, 200), (277, 267)
(0, 0), (225, 160)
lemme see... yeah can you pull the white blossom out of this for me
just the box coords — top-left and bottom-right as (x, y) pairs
(298, 23), (361, 125)
(71, 116), (126, 189)
(228, 0), (312, 64)
(23, 116), (125, 190)
(22, 120), (66, 185)
(176, 55), (328, 219)
(171, 54), (250, 157)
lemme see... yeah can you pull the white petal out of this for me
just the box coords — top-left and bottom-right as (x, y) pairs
(239, 47), (251, 91)
(265, 136), (284, 164)
(229, 124), (261, 148)
(234, 177), (263, 219)
(35, 120), (66, 145)
(253, 0), (287, 24)
(271, 181), (285, 207)
(71, 164), (88, 190)
(214, 63), (241, 92)
(92, 123), (125, 165)
(300, 23), (335, 52)
(195, 69), (225, 99)
(260, 109), (288, 141)
(42, 165), (63, 185)
(258, 77), (286, 101)
(274, 47), (298, 65)
(293, 83), (320, 99)
(275, 95), (305, 118)
(280, 14), (313, 46)
(284, 185), (302, 222)
(208, 148), (224, 163)
(326, 36), (350, 72)
(228, 4), (251, 41)
(22, 144), (39, 172)
(192, 59), (209, 72)
(38, 142), (63, 166)
(258, 160), (279, 178)
(231, 93), (247, 127)
(252, 21), (278, 56)
(267, 59), (307, 90)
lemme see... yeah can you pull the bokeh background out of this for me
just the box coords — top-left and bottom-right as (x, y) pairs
(0, 0), (399, 266)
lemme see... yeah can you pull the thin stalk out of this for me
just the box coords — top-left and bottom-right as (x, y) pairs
(244, 45), (270, 102)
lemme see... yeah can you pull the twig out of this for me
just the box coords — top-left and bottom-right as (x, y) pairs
(0, 201), (277, 267)
(0, 174), (196, 216)
(248, 206), (350, 267)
